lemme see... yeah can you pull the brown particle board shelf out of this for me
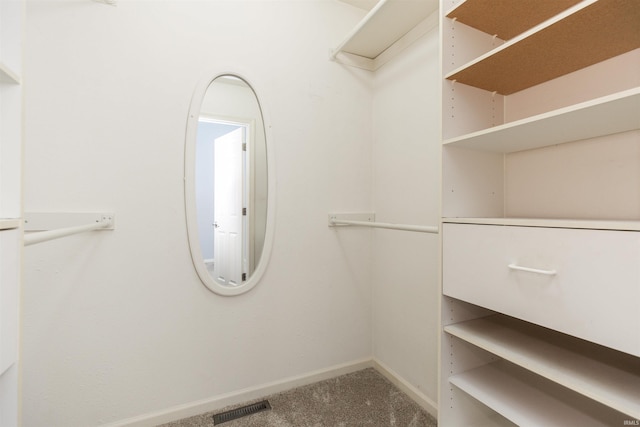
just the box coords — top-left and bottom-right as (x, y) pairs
(446, 0), (581, 40)
(445, 0), (640, 95)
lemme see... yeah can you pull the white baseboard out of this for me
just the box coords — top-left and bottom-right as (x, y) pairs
(104, 358), (373, 427)
(372, 358), (439, 419)
(104, 357), (438, 426)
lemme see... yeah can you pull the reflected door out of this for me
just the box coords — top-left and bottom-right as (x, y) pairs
(213, 127), (244, 285)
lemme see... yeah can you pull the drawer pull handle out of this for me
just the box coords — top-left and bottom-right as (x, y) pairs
(508, 264), (557, 276)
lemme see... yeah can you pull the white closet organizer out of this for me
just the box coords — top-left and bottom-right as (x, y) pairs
(0, 0), (24, 426)
(439, 0), (640, 425)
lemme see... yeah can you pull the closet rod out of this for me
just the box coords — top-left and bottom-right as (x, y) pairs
(24, 217), (113, 246)
(329, 218), (439, 234)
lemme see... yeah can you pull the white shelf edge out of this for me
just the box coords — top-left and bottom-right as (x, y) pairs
(441, 217), (640, 231)
(332, 51), (376, 71)
(331, 0), (438, 63)
(0, 62), (21, 84)
(372, 10), (438, 70)
(445, 316), (640, 419)
(449, 361), (629, 426)
(442, 87), (640, 153)
(333, 10), (438, 71)
(331, 0), (389, 60)
(0, 219), (21, 231)
(443, 0), (598, 81)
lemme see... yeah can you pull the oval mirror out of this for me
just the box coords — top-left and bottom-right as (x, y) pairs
(185, 73), (274, 296)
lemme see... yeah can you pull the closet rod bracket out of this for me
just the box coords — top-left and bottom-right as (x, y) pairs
(328, 213), (375, 227)
(23, 212), (116, 246)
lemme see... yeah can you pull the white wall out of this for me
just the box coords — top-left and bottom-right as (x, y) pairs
(371, 24), (441, 413)
(22, 1), (374, 426)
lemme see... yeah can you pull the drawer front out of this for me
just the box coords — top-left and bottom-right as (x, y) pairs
(443, 223), (640, 356)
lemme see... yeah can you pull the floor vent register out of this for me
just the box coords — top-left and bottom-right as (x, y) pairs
(212, 400), (272, 425)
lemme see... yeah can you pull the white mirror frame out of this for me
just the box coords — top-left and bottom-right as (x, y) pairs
(184, 69), (276, 296)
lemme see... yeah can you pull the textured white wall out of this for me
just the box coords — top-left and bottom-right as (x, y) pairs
(22, 1), (374, 426)
(371, 26), (441, 410)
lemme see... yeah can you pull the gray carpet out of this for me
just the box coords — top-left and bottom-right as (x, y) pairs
(160, 368), (438, 426)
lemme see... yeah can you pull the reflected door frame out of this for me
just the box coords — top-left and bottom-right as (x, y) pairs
(213, 127), (243, 285)
(199, 114), (257, 284)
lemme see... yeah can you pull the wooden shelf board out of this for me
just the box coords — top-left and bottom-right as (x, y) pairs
(441, 217), (640, 231)
(333, 0), (438, 60)
(442, 88), (640, 153)
(0, 219), (21, 231)
(445, 0), (640, 95)
(445, 315), (640, 419)
(450, 361), (628, 426)
(445, 0), (582, 40)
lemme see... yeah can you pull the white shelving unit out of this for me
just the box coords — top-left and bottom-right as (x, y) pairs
(332, 0), (439, 70)
(450, 361), (628, 427)
(444, 0), (640, 95)
(442, 217), (640, 232)
(439, 0), (640, 425)
(1, 0), (23, 220)
(446, 315), (640, 419)
(443, 88), (640, 153)
(0, 0), (24, 426)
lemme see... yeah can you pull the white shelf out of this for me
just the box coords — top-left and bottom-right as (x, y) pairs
(332, 0), (438, 69)
(441, 217), (640, 231)
(442, 88), (640, 153)
(445, 315), (640, 419)
(444, 0), (640, 95)
(0, 62), (20, 85)
(0, 220), (20, 231)
(450, 361), (627, 427)
(0, 228), (20, 376)
(0, 0), (23, 424)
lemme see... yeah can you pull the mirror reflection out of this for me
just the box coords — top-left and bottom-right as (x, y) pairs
(195, 75), (268, 287)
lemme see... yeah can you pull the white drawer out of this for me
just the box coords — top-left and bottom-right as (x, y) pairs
(443, 223), (640, 356)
